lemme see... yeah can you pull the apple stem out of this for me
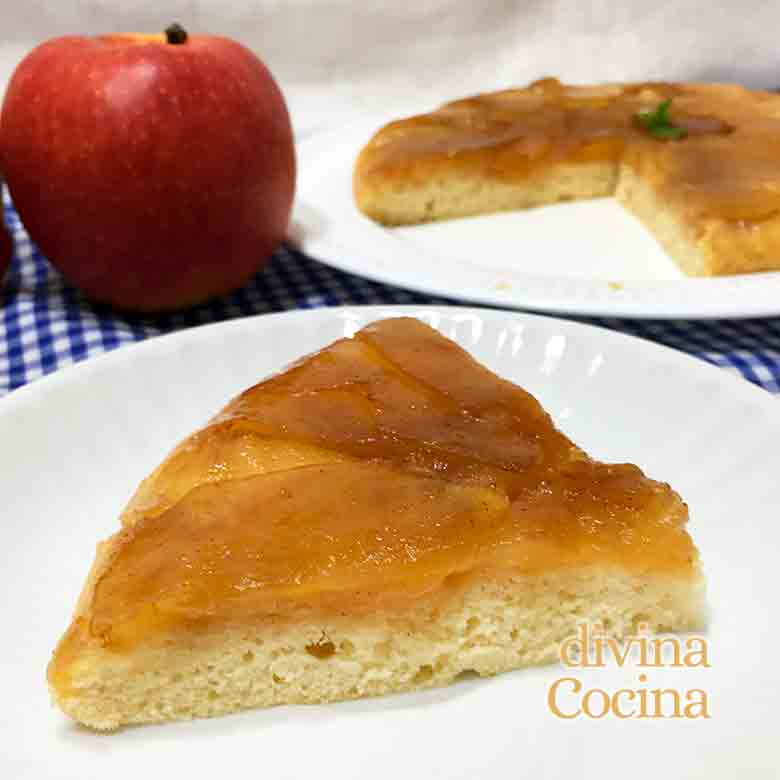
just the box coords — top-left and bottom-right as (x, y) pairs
(165, 23), (188, 44)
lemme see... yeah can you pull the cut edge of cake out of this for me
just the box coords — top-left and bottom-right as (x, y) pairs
(616, 162), (780, 276)
(353, 160), (619, 227)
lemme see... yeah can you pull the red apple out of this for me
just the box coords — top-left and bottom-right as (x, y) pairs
(0, 24), (295, 311)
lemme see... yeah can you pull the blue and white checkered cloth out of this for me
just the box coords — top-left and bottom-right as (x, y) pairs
(2, 192), (779, 397)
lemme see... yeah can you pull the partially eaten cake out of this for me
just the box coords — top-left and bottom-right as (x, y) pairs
(354, 78), (780, 276)
(48, 317), (705, 730)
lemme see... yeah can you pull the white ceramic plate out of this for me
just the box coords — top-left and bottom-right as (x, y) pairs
(3, 306), (778, 779)
(291, 120), (780, 319)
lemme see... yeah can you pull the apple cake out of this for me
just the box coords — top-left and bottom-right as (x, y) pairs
(48, 317), (705, 730)
(354, 78), (780, 276)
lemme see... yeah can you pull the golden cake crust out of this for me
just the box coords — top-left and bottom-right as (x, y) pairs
(354, 78), (780, 276)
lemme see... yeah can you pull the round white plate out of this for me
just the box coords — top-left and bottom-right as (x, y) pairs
(291, 120), (780, 319)
(3, 306), (778, 779)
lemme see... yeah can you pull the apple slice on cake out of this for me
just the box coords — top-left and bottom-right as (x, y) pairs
(48, 318), (705, 730)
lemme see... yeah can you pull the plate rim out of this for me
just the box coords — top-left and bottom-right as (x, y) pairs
(0, 304), (773, 414)
(292, 120), (780, 320)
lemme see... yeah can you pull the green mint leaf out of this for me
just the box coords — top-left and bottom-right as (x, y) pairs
(635, 110), (656, 130)
(634, 98), (687, 141)
(655, 98), (672, 124)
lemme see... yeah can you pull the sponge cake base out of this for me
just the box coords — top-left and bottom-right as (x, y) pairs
(358, 162), (618, 227)
(53, 566), (704, 730)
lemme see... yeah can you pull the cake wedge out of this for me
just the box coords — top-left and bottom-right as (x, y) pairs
(48, 317), (705, 730)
